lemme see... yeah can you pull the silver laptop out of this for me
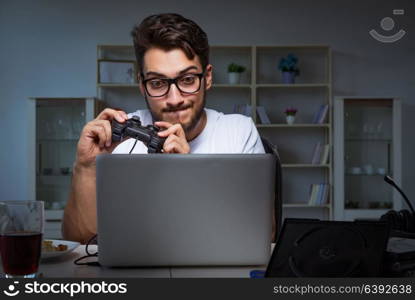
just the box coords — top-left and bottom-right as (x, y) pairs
(96, 154), (275, 267)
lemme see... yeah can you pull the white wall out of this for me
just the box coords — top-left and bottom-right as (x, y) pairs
(1, 0), (414, 201)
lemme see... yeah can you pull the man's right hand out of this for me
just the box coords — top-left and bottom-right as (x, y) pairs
(75, 108), (129, 168)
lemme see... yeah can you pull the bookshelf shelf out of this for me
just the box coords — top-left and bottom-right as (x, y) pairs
(283, 203), (331, 208)
(212, 84), (251, 88)
(282, 164), (330, 168)
(98, 83), (139, 88)
(256, 83), (329, 88)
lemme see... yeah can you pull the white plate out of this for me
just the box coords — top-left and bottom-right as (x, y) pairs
(41, 239), (80, 259)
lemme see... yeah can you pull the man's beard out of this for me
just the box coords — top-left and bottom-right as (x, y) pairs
(145, 90), (206, 136)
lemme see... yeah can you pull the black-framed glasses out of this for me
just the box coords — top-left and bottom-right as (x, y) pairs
(141, 72), (205, 98)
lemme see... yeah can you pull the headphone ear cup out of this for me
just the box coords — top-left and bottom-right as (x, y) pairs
(392, 211), (401, 231)
(380, 210), (398, 231)
(410, 213), (415, 233)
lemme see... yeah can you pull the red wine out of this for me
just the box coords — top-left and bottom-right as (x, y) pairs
(0, 232), (42, 276)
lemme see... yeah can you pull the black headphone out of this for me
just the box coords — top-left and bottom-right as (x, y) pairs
(380, 176), (415, 238)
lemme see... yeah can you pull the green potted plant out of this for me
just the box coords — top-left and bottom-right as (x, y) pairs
(278, 54), (300, 84)
(227, 63), (246, 84)
(284, 107), (297, 125)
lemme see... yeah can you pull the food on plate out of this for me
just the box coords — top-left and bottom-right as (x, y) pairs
(42, 240), (68, 252)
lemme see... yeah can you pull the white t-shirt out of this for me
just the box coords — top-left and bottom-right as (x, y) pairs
(112, 108), (265, 154)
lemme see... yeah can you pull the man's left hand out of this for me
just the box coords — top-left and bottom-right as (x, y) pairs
(155, 121), (190, 154)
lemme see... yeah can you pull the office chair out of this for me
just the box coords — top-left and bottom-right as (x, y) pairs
(260, 136), (282, 243)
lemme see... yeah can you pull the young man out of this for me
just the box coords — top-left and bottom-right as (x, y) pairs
(63, 13), (265, 243)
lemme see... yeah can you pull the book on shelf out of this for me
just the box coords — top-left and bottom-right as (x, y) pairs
(320, 144), (330, 164)
(311, 142), (321, 164)
(312, 104), (329, 124)
(311, 142), (330, 165)
(233, 104), (252, 117)
(308, 184), (318, 205)
(321, 184), (329, 205)
(232, 104), (241, 114)
(308, 183), (329, 205)
(256, 106), (271, 124)
(245, 105), (252, 117)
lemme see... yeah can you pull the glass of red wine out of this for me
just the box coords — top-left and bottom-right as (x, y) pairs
(0, 201), (44, 278)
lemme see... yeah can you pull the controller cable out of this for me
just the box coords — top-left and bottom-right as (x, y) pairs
(73, 233), (173, 277)
(129, 138), (138, 154)
(74, 234), (100, 266)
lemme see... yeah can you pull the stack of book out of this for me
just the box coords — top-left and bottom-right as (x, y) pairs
(311, 142), (330, 165)
(233, 104), (252, 117)
(308, 183), (329, 205)
(256, 106), (271, 124)
(312, 104), (329, 124)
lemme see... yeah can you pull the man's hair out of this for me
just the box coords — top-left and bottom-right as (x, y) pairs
(131, 13), (209, 76)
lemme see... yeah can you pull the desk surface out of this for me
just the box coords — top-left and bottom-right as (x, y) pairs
(34, 245), (267, 278)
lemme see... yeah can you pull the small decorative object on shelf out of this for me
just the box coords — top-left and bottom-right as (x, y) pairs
(60, 167), (71, 175)
(42, 168), (53, 176)
(348, 166), (362, 175)
(227, 63), (246, 84)
(363, 164), (374, 175)
(377, 167), (386, 175)
(278, 53), (300, 84)
(284, 107), (297, 124)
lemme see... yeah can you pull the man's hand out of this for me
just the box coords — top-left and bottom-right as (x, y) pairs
(155, 121), (190, 154)
(76, 108), (129, 168)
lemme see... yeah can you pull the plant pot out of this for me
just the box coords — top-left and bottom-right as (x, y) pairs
(228, 72), (241, 84)
(282, 71), (296, 84)
(286, 115), (295, 125)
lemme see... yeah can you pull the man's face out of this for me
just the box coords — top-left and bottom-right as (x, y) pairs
(139, 48), (212, 133)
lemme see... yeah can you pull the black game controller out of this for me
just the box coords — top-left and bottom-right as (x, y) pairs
(111, 116), (166, 153)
